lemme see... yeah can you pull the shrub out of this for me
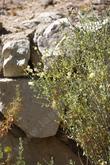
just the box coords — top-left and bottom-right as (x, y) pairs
(31, 10), (110, 165)
(0, 85), (21, 137)
(16, 138), (25, 165)
(0, 144), (12, 165)
(0, 138), (25, 165)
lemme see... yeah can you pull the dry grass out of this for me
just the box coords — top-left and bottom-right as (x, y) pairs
(0, 86), (21, 137)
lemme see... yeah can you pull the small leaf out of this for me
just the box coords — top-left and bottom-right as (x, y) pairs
(4, 146), (12, 153)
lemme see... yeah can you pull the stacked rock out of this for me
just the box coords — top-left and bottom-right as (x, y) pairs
(40, 0), (54, 8)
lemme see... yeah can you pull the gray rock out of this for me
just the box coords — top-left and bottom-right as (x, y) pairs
(2, 38), (30, 77)
(0, 78), (59, 138)
(19, 12), (64, 31)
(36, 12), (64, 24)
(40, 0), (54, 7)
(35, 18), (71, 69)
(32, 12), (64, 67)
(0, 134), (82, 165)
(20, 19), (40, 29)
(36, 18), (70, 55)
(33, 12), (64, 43)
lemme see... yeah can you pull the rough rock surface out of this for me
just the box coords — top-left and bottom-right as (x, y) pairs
(0, 12), (64, 77)
(0, 133), (82, 165)
(0, 78), (59, 138)
(21, 11), (64, 37)
(35, 18), (71, 70)
(36, 18), (70, 56)
(2, 38), (30, 77)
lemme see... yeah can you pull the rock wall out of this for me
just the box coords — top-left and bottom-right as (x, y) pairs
(0, 11), (67, 138)
(0, 10), (83, 165)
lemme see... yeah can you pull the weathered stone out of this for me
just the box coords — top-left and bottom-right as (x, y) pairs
(35, 18), (71, 69)
(13, 12), (64, 69)
(33, 12), (64, 39)
(1, 29), (34, 43)
(2, 38), (30, 77)
(0, 78), (59, 138)
(36, 18), (70, 56)
(0, 134), (82, 165)
(31, 12), (64, 67)
(20, 19), (40, 30)
(36, 12), (64, 24)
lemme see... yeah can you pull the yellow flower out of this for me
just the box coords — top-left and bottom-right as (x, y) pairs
(88, 72), (95, 79)
(67, 72), (72, 79)
(51, 100), (57, 109)
(4, 146), (12, 153)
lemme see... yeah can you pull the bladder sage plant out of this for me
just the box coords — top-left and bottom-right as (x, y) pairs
(31, 10), (110, 165)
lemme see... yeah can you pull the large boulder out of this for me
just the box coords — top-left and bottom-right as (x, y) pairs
(0, 78), (59, 138)
(35, 18), (70, 56)
(34, 18), (71, 70)
(36, 12), (64, 24)
(2, 38), (30, 77)
(8, 12), (64, 69)
(0, 134), (82, 165)
(19, 12), (64, 30)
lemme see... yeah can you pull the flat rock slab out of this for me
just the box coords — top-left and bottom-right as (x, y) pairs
(0, 78), (59, 138)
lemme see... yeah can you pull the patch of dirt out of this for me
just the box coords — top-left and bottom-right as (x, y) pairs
(0, 0), (91, 32)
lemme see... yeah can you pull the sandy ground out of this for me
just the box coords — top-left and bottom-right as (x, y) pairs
(0, 0), (91, 32)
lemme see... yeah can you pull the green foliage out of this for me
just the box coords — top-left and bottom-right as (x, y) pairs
(69, 159), (75, 165)
(0, 138), (25, 165)
(0, 85), (21, 137)
(0, 144), (12, 165)
(48, 157), (54, 165)
(0, 144), (3, 160)
(16, 138), (25, 165)
(32, 10), (110, 165)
